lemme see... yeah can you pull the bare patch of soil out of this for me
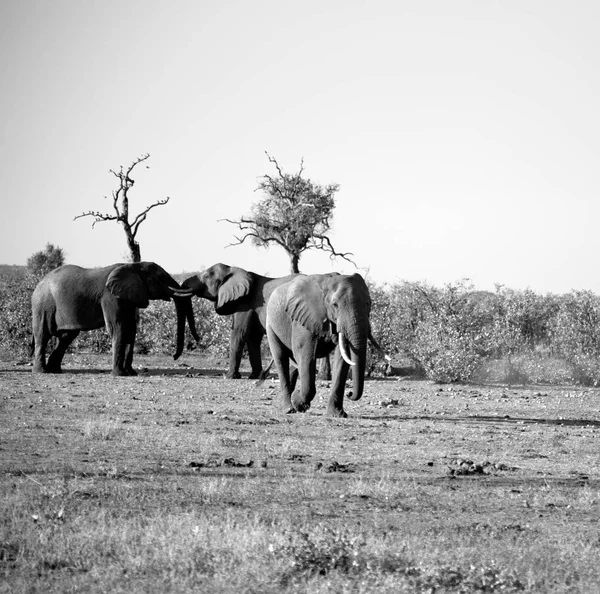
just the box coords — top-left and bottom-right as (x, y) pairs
(2, 352), (600, 591)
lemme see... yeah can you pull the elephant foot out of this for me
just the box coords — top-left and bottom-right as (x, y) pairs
(226, 371), (242, 379)
(112, 368), (133, 377)
(280, 396), (295, 414)
(292, 400), (311, 413)
(32, 363), (46, 374)
(125, 367), (138, 376)
(45, 366), (63, 374)
(248, 370), (263, 380)
(327, 407), (348, 418)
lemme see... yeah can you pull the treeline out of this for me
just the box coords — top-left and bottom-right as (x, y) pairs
(2, 272), (600, 385)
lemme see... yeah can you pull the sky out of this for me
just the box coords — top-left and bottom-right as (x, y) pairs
(1, 1), (600, 294)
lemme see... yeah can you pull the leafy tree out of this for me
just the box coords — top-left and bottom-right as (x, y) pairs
(224, 153), (354, 273)
(26, 243), (65, 279)
(75, 153), (169, 263)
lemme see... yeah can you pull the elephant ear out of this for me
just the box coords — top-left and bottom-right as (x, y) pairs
(285, 276), (328, 335)
(216, 268), (253, 314)
(106, 265), (149, 308)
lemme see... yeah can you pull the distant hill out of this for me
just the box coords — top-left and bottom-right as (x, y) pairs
(0, 264), (26, 279)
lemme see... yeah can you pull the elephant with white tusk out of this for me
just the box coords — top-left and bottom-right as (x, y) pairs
(266, 272), (374, 418)
(31, 262), (196, 376)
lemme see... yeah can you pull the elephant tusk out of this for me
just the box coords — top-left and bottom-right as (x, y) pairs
(170, 287), (194, 297)
(339, 333), (356, 366)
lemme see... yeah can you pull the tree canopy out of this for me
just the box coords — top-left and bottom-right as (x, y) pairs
(224, 153), (354, 273)
(26, 243), (65, 279)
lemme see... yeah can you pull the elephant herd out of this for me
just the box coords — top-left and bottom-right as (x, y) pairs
(30, 262), (378, 418)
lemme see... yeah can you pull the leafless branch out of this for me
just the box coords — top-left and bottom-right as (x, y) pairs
(414, 285), (438, 313)
(311, 234), (357, 267)
(131, 197), (170, 236)
(73, 210), (119, 228)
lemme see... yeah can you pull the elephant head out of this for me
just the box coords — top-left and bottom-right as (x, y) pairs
(106, 262), (191, 307)
(106, 262), (195, 351)
(286, 272), (372, 402)
(174, 263), (255, 359)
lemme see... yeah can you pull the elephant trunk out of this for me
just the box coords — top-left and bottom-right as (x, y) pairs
(340, 319), (368, 402)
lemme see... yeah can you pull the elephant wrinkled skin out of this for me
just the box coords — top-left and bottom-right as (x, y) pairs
(175, 263), (297, 378)
(266, 272), (373, 418)
(31, 262), (193, 376)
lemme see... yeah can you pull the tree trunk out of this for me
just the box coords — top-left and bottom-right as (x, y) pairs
(289, 252), (300, 274)
(127, 237), (141, 263)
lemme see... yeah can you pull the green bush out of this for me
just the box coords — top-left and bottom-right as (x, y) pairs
(368, 281), (562, 383)
(0, 274), (35, 360)
(549, 290), (600, 385)
(411, 282), (496, 382)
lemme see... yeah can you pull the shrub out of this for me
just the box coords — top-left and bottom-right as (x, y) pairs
(409, 282), (496, 382)
(26, 243), (65, 280)
(0, 274), (35, 360)
(549, 291), (600, 385)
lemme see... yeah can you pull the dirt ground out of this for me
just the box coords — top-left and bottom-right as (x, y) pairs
(3, 351), (600, 488)
(2, 351), (600, 591)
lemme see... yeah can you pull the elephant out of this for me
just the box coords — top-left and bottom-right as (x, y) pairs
(266, 272), (373, 418)
(174, 263), (297, 378)
(31, 262), (195, 376)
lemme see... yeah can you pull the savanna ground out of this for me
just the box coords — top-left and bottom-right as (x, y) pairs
(1, 352), (600, 593)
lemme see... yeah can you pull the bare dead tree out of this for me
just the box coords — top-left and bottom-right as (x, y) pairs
(223, 152), (354, 274)
(74, 154), (169, 263)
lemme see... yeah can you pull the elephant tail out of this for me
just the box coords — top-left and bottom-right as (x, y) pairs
(29, 335), (35, 358)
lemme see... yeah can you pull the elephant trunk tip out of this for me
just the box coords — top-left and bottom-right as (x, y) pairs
(346, 389), (363, 402)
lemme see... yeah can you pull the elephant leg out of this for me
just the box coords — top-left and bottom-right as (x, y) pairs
(123, 328), (138, 376)
(291, 332), (318, 413)
(291, 357), (317, 413)
(317, 354), (332, 380)
(246, 338), (263, 380)
(31, 319), (50, 373)
(289, 365), (299, 393)
(327, 348), (350, 418)
(109, 307), (137, 376)
(123, 308), (139, 376)
(46, 330), (80, 373)
(267, 329), (295, 413)
(226, 330), (244, 379)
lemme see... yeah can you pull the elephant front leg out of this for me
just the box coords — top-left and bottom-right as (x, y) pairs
(110, 313), (137, 376)
(123, 342), (138, 376)
(327, 348), (350, 418)
(267, 329), (295, 413)
(111, 334), (130, 376)
(291, 358), (317, 413)
(246, 339), (264, 380)
(226, 331), (244, 379)
(290, 333), (318, 413)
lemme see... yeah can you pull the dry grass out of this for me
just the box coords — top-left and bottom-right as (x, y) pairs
(1, 353), (600, 592)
